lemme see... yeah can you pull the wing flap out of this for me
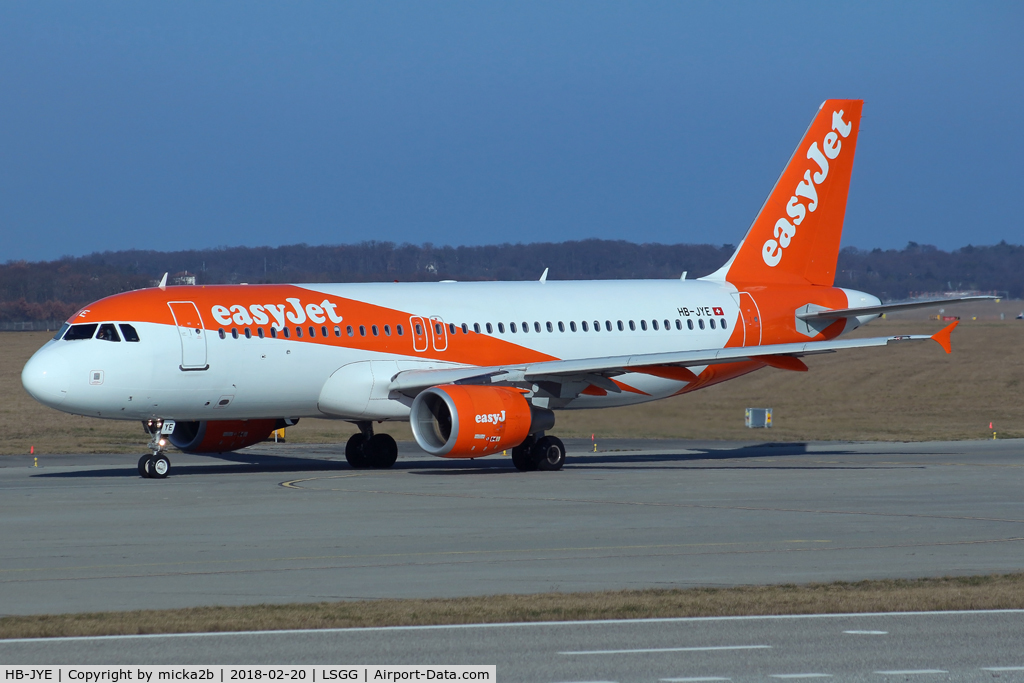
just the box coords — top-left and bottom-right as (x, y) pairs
(387, 331), (949, 395)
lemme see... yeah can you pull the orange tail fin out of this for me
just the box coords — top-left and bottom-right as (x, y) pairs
(705, 99), (863, 287)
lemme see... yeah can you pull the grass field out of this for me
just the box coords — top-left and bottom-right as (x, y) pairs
(4, 302), (1023, 455)
(2, 574), (1023, 639)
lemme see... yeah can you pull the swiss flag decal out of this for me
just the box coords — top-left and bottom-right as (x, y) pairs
(712, 307), (724, 315)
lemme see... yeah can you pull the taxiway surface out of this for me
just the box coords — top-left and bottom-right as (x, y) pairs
(1, 439), (1023, 616)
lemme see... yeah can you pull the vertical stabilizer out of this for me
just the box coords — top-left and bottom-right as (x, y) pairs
(704, 99), (863, 287)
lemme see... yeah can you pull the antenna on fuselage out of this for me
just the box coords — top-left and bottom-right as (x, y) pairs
(158, 272), (168, 290)
(539, 268), (549, 283)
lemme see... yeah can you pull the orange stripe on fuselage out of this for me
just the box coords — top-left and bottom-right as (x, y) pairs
(70, 284), (560, 369)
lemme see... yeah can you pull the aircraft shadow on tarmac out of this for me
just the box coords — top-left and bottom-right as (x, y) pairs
(30, 442), (899, 479)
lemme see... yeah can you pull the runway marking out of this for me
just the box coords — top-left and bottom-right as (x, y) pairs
(280, 474), (365, 488)
(1, 610), (1021, 644)
(872, 670), (946, 675)
(660, 678), (731, 682)
(559, 645), (771, 655)
(284, 481), (1024, 525)
(769, 676), (832, 679)
(981, 667), (1024, 671)
(843, 630), (887, 634)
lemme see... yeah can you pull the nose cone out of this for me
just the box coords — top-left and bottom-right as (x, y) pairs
(22, 347), (71, 407)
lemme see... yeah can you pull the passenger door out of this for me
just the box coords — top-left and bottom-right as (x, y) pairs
(738, 292), (762, 346)
(167, 301), (209, 370)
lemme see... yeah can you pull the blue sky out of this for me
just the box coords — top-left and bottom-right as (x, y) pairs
(0, 2), (1020, 261)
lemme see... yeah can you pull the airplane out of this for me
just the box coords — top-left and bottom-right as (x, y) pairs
(21, 99), (981, 479)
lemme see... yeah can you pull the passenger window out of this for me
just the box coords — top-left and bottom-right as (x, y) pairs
(434, 323), (442, 335)
(605, 320), (612, 331)
(721, 318), (728, 329)
(371, 325), (378, 336)
(687, 319), (694, 330)
(219, 328), (226, 339)
(709, 319), (716, 330)
(360, 325), (367, 337)
(245, 328), (252, 339)
(308, 326), (315, 337)
(640, 320), (647, 331)
(473, 323), (480, 334)
(569, 321), (576, 332)
(534, 322), (541, 333)
(296, 327), (303, 338)
(461, 323), (468, 334)
(664, 319), (670, 331)
(271, 327), (278, 338)
(258, 328), (265, 338)
(415, 324), (423, 335)
(283, 327), (290, 338)
(523, 322), (530, 333)
(675, 319), (682, 330)
(629, 320), (636, 331)
(384, 325), (391, 336)
(698, 319), (705, 330)
(652, 320), (659, 331)
(322, 325), (328, 337)
(581, 321), (588, 332)
(334, 326), (341, 337)
(486, 323), (493, 334)
(397, 324), (404, 336)
(63, 323), (98, 341)
(96, 323), (121, 342)
(231, 328), (239, 339)
(511, 322), (518, 333)
(449, 323), (456, 335)
(547, 322), (554, 333)
(498, 323), (506, 333)
(347, 325), (354, 336)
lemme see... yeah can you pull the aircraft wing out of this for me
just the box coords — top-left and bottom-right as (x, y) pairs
(388, 322), (958, 396)
(796, 295), (996, 322)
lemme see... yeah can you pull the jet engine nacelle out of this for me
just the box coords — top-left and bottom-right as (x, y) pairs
(167, 419), (281, 454)
(410, 384), (554, 458)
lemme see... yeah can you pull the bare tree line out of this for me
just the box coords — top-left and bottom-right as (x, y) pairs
(1, 240), (1021, 322)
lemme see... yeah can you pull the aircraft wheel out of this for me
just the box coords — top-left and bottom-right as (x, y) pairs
(150, 455), (171, 479)
(511, 438), (538, 471)
(138, 454), (152, 478)
(345, 433), (372, 469)
(534, 436), (566, 471)
(368, 434), (398, 469)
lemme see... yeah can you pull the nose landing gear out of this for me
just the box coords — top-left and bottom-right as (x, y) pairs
(139, 419), (172, 479)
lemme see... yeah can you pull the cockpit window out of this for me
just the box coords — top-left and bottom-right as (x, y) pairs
(63, 323), (98, 341)
(119, 324), (141, 342)
(96, 324), (121, 342)
(53, 323), (70, 340)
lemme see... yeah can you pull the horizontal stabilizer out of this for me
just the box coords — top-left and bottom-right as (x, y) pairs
(796, 295), (997, 322)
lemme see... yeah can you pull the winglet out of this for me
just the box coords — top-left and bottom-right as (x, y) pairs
(539, 268), (549, 283)
(931, 320), (958, 354)
(158, 272), (168, 290)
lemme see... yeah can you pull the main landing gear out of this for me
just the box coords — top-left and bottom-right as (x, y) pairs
(139, 419), (171, 479)
(346, 421), (399, 469)
(511, 434), (566, 472)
